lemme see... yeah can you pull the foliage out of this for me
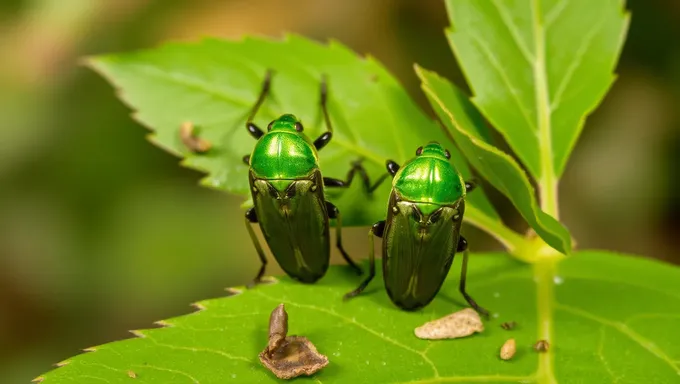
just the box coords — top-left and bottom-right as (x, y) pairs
(35, 1), (680, 384)
(36, 252), (680, 383)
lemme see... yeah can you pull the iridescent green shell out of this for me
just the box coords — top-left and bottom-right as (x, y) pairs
(392, 142), (465, 213)
(249, 114), (319, 180)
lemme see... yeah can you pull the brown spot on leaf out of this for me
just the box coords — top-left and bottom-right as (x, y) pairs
(127, 370), (137, 379)
(534, 339), (550, 352)
(180, 121), (212, 153)
(500, 321), (517, 330)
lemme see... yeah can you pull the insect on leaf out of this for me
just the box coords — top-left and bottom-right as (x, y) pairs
(87, 34), (500, 227)
(417, 66), (571, 255)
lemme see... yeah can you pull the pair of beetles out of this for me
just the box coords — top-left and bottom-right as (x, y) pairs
(240, 71), (488, 317)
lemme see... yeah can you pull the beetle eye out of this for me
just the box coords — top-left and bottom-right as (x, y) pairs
(444, 149), (451, 160)
(411, 207), (422, 222)
(267, 121), (274, 131)
(415, 146), (423, 156)
(294, 122), (304, 132)
(284, 182), (297, 198)
(430, 209), (443, 223)
(266, 183), (279, 198)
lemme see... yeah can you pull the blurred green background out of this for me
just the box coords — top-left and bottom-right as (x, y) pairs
(1, 0), (678, 382)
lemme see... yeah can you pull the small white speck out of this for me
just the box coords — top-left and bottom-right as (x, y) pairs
(493, 313), (500, 318)
(333, 352), (341, 357)
(231, 374), (237, 379)
(338, 341), (343, 345)
(493, 292), (500, 298)
(365, 360), (370, 365)
(382, 361), (387, 366)
(553, 276), (564, 285)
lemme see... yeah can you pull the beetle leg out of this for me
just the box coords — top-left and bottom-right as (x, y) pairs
(245, 69), (273, 140)
(245, 207), (268, 287)
(386, 160), (400, 176)
(344, 221), (385, 300)
(323, 161), (389, 194)
(465, 180), (477, 193)
(457, 236), (490, 318)
(326, 201), (362, 275)
(242, 155), (250, 165)
(314, 75), (334, 151)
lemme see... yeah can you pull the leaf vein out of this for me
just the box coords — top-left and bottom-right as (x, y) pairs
(490, 0), (535, 63)
(550, 16), (607, 112)
(467, 33), (537, 134)
(544, 0), (568, 29)
(556, 303), (680, 374)
(132, 364), (200, 383)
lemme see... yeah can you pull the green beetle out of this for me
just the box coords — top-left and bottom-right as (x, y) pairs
(344, 142), (488, 316)
(243, 71), (384, 285)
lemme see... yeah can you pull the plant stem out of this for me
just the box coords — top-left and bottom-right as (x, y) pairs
(539, 174), (559, 219)
(534, 259), (558, 384)
(531, 0), (560, 220)
(464, 206), (525, 254)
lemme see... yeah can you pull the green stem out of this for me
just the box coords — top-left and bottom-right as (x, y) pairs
(463, 206), (526, 255)
(531, 0), (560, 220)
(534, 260), (558, 384)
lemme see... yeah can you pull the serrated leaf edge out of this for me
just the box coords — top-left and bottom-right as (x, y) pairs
(32, 277), (280, 383)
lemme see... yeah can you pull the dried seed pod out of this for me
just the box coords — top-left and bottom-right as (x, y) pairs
(414, 308), (484, 340)
(500, 338), (516, 360)
(266, 304), (288, 356)
(259, 304), (329, 379)
(179, 121), (212, 153)
(534, 339), (550, 352)
(500, 321), (517, 330)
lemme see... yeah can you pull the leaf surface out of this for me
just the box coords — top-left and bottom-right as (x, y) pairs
(445, 0), (629, 180)
(88, 35), (499, 226)
(37, 252), (680, 383)
(417, 67), (570, 254)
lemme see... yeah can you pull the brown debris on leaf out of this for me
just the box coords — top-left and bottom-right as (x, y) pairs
(259, 304), (329, 380)
(414, 308), (484, 340)
(499, 338), (516, 361)
(534, 339), (550, 352)
(500, 321), (517, 330)
(179, 121), (212, 153)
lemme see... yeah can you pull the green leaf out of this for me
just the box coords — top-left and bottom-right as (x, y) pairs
(445, 0), (629, 182)
(417, 66), (571, 255)
(87, 34), (501, 227)
(37, 251), (680, 383)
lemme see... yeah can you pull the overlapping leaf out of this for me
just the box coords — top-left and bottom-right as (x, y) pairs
(445, 0), (629, 182)
(418, 67), (571, 254)
(89, 34), (499, 226)
(37, 252), (680, 383)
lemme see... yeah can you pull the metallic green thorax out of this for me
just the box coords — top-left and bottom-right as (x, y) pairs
(249, 114), (319, 180)
(392, 142), (465, 214)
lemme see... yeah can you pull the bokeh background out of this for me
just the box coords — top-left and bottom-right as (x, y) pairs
(1, 0), (678, 381)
